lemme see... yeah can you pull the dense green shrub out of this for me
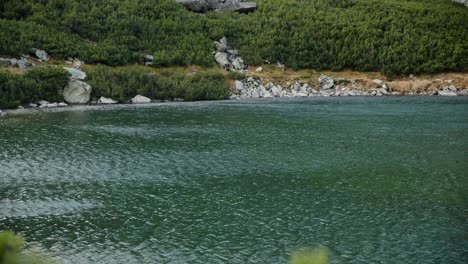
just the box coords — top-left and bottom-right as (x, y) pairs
(86, 66), (229, 102)
(227, 71), (246, 80)
(0, 0), (466, 75)
(0, 231), (58, 264)
(0, 67), (69, 109)
(179, 70), (230, 101)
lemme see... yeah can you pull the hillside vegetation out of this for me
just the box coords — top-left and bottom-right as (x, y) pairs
(0, 0), (467, 75)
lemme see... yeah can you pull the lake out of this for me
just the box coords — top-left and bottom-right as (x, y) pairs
(0, 97), (467, 263)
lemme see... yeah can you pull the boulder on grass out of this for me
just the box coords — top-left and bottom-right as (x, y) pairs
(63, 80), (92, 104)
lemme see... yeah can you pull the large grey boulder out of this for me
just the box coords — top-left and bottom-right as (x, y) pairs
(34, 49), (49, 62)
(176, 0), (257, 13)
(63, 80), (92, 104)
(64, 67), (87, 80)
(235, 80), (244, 91)
(17, 58), (33, 70)
(318, 75), (335, 90)
(0, 58), (11, 67)
(438, 90), (457, 96)
(131, 95), (151, 104)
(214, 52), (230, 69)
(218, 0), (257, 12)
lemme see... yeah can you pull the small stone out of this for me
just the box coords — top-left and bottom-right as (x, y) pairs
(64, 67), (87, 80)
(372, 79), (383, 85)
(47, 102), (59, 108)
(58, 102), (68, 107)
(98, 96), (118, 104)
(29, 103), (38, 108)
(144, 54), (154, 61)
(256, 67), (263, 72)
(38, 100), (50, 106)
(275, 62), (285, 70)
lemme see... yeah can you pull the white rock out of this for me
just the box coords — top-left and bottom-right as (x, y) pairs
(438, 90), (457, 96)
(271, 86), (280, 97)
(34, 49), (49, 61)
(63, 80), (92, 104)
(231, 57), (245, 70)
(38, 100), (50, 106)
(98, 96), (118, 104)
(131, 95), (151, 104)
(47, 102), (59, 108)
(251, 90), (259, 98)
(256, 67), (263, 72)
(318, 75), (334, 90)
(214, 52), (229, 69)
(263, 91), (273, 98)
(0, 110), (5, 117)
(58, 102), (68, 107)
(29, 103), (38, 108)
(64, 67), (86, 80)
(235, 80), (244, 91)
(144, 54), (154, 61)
(372, 79), (383, 85)
(73, 59), (83, 68)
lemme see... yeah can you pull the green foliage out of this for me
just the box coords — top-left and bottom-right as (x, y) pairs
(0, 0), (466, 75)
(290, 247), (330, 264)
(227, 71), (246, 80)
(0, 67), (70, 109)
(0, 231), (58, 264)
(179, 70), (229, 101)
(0, 231), (23, 264)
(86, 66), (229, 102)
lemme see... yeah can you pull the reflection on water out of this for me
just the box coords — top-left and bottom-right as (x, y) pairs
(0, 97), (467, 263)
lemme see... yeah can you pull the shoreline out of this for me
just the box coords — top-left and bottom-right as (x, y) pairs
(2, 96), (467, 117)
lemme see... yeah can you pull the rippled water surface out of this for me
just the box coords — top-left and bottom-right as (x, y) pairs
(0, 97), (467, 263)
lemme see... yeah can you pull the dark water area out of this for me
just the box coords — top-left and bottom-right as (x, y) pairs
(0, 97), (467, 263)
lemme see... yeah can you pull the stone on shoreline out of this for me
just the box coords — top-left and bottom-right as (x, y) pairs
(438, 90), (457, 96)
(63, 80), (92, 104)
(98, 97), (118, 104)
(318, 75), (334, 90)
(131, 95), (151, 104)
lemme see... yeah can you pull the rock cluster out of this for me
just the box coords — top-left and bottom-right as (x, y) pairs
(230, 75), (468, 99)
(214, 37), (245, 71)
(176, 0), (257, 13)
(62, 67), (92, 104)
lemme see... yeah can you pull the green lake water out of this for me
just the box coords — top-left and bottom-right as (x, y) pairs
(0, 97), (467, 263)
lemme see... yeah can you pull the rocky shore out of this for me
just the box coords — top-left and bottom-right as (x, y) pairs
(1, 40), (467, 118)
(229, 75), (467, 99)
